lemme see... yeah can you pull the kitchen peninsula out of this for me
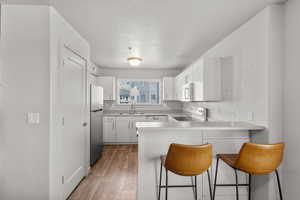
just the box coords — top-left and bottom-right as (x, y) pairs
(136, 121), (264, 200)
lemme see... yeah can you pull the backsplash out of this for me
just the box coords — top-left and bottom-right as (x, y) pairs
(183, 102), (238, 121)
(104, 100), (182, 111)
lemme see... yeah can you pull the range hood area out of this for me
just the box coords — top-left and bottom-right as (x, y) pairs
(180, 82), (222, 102)
(177, 57), (222, 102)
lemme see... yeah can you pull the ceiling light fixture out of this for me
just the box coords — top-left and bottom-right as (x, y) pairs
(127, 57), (143, 66)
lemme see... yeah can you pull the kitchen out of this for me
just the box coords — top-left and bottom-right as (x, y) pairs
(0, 0), (299, 200)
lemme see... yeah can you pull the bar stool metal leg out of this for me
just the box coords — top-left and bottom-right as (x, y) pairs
(234, 169), (239, 200)
(195, 176), (197, 200)
(207, 170), (213, 200)
(158, 163), (163, 200)
(213, 158), (220, 200)
(275, 169), (283, 200)
(248, 174), (251, 200)
(165, 168), (168, 200)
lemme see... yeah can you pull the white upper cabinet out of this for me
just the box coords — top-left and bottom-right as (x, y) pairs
(191, 58), (204, 83)
(97, 76), (116, 101)
(183, 66), (193, 84)
(162, 77), (176, 101)
(175, 73), (185, 100)
(196, 57), (222, 101)
(176, 57), (222, 102)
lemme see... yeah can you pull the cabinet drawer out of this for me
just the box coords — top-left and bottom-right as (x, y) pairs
(104, 117), (115, 122)
(144, 116), (168, 122)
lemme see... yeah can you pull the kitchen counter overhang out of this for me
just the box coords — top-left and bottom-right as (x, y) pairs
(136, 121), (265, 131)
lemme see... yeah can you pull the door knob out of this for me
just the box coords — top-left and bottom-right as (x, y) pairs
(83, 122), (88, 127)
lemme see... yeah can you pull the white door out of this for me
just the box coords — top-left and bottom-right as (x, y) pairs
(60, 47), (87, 199)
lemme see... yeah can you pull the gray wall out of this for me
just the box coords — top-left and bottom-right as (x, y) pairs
(182, 5), (284, 200)
(0, 5), (91, 200)
(283, 0), (300, 199)
(0, 5), (50, 200)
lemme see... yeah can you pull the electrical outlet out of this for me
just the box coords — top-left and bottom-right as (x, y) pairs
(197, 107), (205, 116)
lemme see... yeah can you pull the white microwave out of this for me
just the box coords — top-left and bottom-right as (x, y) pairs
(181, 82), (205, 102)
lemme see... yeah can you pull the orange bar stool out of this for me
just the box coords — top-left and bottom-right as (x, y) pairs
(158, 143), (213, 200)
(213, 142), (285, 200)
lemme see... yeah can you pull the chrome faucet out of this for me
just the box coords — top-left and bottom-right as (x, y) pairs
(129, 102), (135, 114)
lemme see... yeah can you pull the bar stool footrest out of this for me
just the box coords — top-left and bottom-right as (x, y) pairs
(160, 185), (196, 188)
(215, 183), (249, 187)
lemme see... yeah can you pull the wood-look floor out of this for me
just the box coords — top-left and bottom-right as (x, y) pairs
(69, 145), (138, 200)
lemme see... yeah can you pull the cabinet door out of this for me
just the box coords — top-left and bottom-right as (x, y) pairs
(97, 76), (116, 100)
(175, 74), (184, 100)
(174, 76), (180, 100)
(184, 66), (193, 84)
(163, 77), (175, 100)
(192, 58), (204, 83)
(116, 117), (132, 143)
(203, 58), (222, 101)
(103, 117), (116, 143)
(131, 118), (141, 143)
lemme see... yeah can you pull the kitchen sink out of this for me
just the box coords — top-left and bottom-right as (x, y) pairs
(173, 116), (195, 121)
(119, 112), (145, 115)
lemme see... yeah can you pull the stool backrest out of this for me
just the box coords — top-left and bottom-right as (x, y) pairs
(235, 142), (285, 174)
(165, 143), (212, 176)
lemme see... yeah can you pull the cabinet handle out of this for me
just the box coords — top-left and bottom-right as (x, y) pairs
(128, 121), (130, 129)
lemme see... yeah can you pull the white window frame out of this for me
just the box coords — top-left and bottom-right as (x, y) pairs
(117, 79), (162, 105)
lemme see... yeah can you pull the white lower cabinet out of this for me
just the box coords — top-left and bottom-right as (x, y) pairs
(103, 115), (168, 144)
(116, 117), (137, 143)
(103, 117), (116, 143)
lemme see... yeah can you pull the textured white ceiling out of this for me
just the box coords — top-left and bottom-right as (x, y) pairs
(3, 0), (286, 68)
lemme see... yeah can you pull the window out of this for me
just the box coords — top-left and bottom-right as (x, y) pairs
(117, 79), (161, 105)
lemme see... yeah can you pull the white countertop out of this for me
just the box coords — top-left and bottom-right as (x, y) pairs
(136, 121), (265, 131)
(103, 110), (188, 117)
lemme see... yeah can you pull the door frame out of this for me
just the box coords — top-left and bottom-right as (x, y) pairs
(50, 41), (90, 200)
(61, 43), (89, 176)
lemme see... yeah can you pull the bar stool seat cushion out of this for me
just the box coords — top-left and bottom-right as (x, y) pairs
(217, 143), (285, 174)
(160, 143), (212, 176)
(217, 154), (238, 168)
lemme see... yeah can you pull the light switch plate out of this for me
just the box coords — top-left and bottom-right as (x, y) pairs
(247, 112), (254, 121)
(27, 112), (40, 124)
